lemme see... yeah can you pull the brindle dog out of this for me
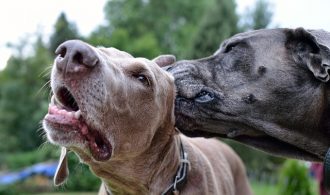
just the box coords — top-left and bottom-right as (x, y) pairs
(168, 28), (330, 162)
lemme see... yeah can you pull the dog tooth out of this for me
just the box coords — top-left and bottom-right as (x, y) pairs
(49, 105), (58, 114)
(51, 96), (55, 105)
(67, 112), (74, 118)
(74, 110), (81, 119)
(48, 104), (52, 112)
(59, 109), (67, 115)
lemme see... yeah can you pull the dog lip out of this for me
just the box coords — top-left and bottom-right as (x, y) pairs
(45, 104), (112, 161)
(86, 127), (112, 161)
(233, 135), (322, 161)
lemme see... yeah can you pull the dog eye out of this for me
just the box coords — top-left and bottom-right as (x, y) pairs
(194, 91), (214, 103)
(134, 74), (150, 86)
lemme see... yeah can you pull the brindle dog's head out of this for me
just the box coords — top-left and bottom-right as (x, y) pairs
(169, 28), (330, 161)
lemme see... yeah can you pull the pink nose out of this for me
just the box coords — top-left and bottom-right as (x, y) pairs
(55, 40), (99, 74)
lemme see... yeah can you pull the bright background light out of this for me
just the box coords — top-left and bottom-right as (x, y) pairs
(1, 0), (330, 70)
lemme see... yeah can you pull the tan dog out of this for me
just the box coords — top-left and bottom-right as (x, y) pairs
(43, 40), (252, 195)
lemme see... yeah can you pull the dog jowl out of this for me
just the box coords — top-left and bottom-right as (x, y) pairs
(169, 28), (330, 161)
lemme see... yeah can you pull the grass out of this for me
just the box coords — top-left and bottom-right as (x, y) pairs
(251, 181), (279, 195)
(29, 178), (322, 195)
(35, 181), (319, 195)
(251, 180), (319, 195)
(36, 193), (96, 195)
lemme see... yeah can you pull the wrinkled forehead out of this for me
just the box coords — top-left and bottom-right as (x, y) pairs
(216, 29), (286, 54)
(97, 47), (145, 68)
(97, 47), (173, 82)
(98, 47), (134, 59)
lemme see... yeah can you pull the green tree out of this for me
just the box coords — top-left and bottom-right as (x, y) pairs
(0, 12), (81, 152)
(49, 12), (81, 54)
(0, 37), (51, 152)
(186, 0), (239, 58)
(278, 160), (313, 195)
(88, 0), (212, 58)
(240, 0), (273, 30)
(225, 140), (284, 183)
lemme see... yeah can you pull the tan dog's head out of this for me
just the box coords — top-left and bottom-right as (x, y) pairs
(43, 40), (176, 184)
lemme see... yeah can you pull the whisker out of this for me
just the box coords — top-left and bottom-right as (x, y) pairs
(37, 126), (44, 132)
(38, 141), (49, 150)
(39, 65), (53, 78)
(48, 90), (53, 101)
(36, 80), (51, 97)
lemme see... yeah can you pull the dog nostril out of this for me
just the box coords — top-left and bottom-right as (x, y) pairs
(59, 48), (67, 58)
(72, 50), (99, 67)
(55, 45), (67, 58)
(73, 52), (84, 65)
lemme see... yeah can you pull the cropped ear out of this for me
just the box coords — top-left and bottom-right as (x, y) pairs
(152, 55), (176, 67)
(54, 147), (69, 186)
(286, 28), (330, 82)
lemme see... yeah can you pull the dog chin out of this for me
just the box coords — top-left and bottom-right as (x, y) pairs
(44, 104), (112, 162)
(233, 135), (322, 162)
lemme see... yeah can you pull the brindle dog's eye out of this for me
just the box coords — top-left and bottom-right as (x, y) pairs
(134, 74), (150, 86)
(194, 90), (214, 103)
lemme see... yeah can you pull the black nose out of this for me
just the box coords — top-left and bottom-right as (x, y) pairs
(55, 40), (99, 74)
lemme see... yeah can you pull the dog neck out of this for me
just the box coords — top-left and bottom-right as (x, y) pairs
(88, 126), (181, 194)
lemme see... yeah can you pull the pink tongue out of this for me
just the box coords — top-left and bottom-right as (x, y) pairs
(47, 104), (90, 137)
(47, 105), (81, 126)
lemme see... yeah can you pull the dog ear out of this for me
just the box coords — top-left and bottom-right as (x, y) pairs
(54, 147), (69, 186)
(153, 55), (176, 67)
(287, 28), (330, 82)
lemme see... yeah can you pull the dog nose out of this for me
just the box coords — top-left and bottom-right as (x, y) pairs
(55, 40), (99, 74)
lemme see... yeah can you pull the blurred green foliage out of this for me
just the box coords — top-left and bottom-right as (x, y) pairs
(278, 160), (314, 195)
(88, 0), (212, 59)
(224, 140), (284, 182)
(1, 145), (57, 170)
(49, 13), (82, 55)
(240, 0), (274, 30)
(0, 37), (51, 152)
(0, 0), (281, 192)
(0, 145), (100, 194)
(186, 0), (239, 58)
(62, 154), (101, 191)
(104, 0), (211, 57)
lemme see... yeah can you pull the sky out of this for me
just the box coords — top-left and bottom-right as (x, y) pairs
(0, 0), (330, 70)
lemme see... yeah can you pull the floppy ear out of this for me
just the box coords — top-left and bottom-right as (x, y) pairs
(287, 28), (330, 82)
(54, 147), (69, 186)
(152, 55), (176, 67)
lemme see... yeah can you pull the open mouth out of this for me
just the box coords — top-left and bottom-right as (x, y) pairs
(57, 87), (79, 111)
(45, 87), (112, 161)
